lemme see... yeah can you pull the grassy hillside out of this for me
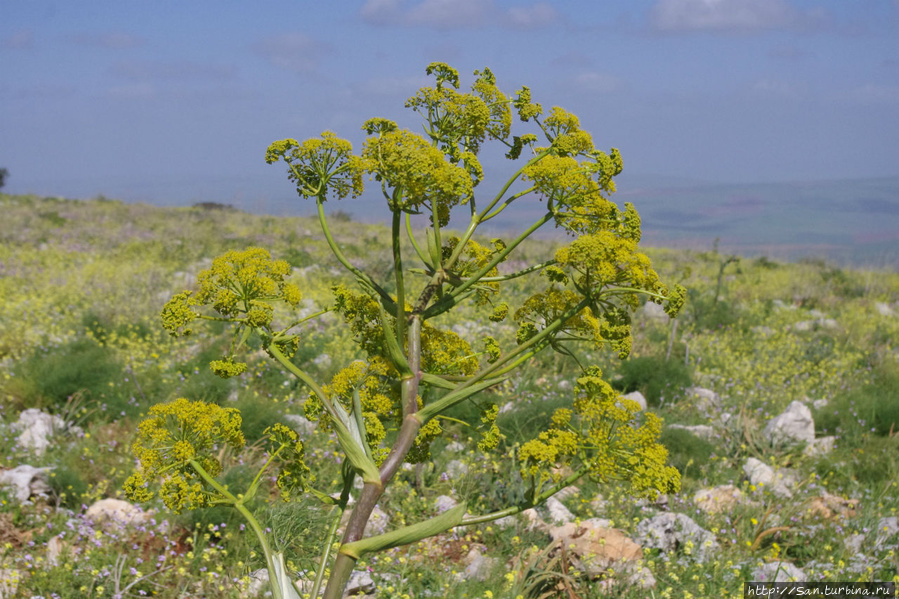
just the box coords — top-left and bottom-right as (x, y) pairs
(1, 193), (898, 597)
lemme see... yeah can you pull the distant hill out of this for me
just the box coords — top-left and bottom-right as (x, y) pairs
(616, 176), (899, 268)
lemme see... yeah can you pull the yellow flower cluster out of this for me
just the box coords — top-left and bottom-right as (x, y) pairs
(194, 247), (301, 318)
(362, 127), (472, 226)
(161, 247), (304, 376)
(518, 367), (680, 499)
(442, 236), (505, 304)
(265, 132), (367, 200)
(265, 423), (313, 501)
(124, 398), (246, 512)
(305, 358), (397, 464)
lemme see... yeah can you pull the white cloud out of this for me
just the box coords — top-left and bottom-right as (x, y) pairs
(506, 3), (558, 29)
(650, 0), (795, 32)
(360, 0), (559, 30)
(253, 34), (331, 74)
(361, 0), (491, 28)
(574, 72), (623, 94)
(408, 0), (490, 28)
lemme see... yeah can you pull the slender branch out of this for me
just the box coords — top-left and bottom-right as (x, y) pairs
(392, 210), (407, 343)
(315, 196), (394, 309)
(481, 186), (537, 222)
(460, 463), (592, 526)
(405, 212), (433, 270)
(424, 211), (554, 319)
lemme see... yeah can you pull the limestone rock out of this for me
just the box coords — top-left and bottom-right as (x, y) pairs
(459, 548), (498, 582)
(444, 441), (465, 453)
(805, 436), (835, 457)
(445, 459), (468, 478)
(13, 409), (83, 456)
(743, 458), (797, 498)
(282, 414), (317, 437)
(434, 495), (458, 514)
(548, 519), (642, 577)
(345, 570), (375, 595)
(85, 498), (152, 527)
(0, 569), (20, 599)
(805, 492), (858, 520)
(545, 496), (574, 525)
(634, 513), (719, 563)
(687, 387), (721, 416)
(621, 391), (647, 412)
(693, 485), (751, 515)
(763, 401), (815, 447)
(640, 301), (670, 322)
(875, 302), (895, 317)
(752, 561), (806, 582)
(874, 517), (899, 550)
(668, 424), (716, 442)
(364, 506), (390, 536)
(0, 465), (52, 503)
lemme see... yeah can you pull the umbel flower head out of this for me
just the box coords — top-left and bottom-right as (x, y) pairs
(123, 398), (245, 512)
(518, 366), (680, 499)
(161, 247), (304, 377)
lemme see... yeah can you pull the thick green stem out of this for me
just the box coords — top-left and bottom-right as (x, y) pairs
(460, 463), (591, 526)
(323, 316), (424, 599)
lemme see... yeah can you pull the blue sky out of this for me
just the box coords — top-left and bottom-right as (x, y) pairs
(2, 0), (898, 215)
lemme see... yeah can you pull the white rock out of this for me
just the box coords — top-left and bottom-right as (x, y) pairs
(875, 302), (895, 317)
(763, 400), (815, 447)
(693, 485), (751, 514)
(844, 533), (866, 553)
(545, 497), (574, 525)
(751, 561), (806, 582)
(243, 568), (269, 598)
(444, 441), (465, 453)
(434, 495), (458, 514)
(812, 398), (829, 410)
(282, 414), (317, 437)
(668, 424), (716, 442)
(875, 517), (899, 550)
(459, 549), (498, 582)
(634, 512), (719, 563)
(743, 458), (796, 498)
(498, 402), (516, 415)
(687, 387), (721, 416)
(85, 498), (151, 526)
(345, 570), (375, 595)
(0, 465), (52, 502)
(46, 535), (64, 565)
(364, 506), (390, 536)
(640, 301), (669, 322)
(804, 436), (835, 457)
(445, 459), (468, 478)
(621, 391), (647, 412)
(13, 409), (82, 456)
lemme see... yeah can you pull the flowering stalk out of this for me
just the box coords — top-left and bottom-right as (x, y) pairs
(134, 62), (688, 599)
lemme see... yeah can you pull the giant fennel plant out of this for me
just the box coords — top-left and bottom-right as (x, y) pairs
(126, 63), (686, 599)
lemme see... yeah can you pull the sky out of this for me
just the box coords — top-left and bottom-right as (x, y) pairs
(2, 0), (898, 216)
